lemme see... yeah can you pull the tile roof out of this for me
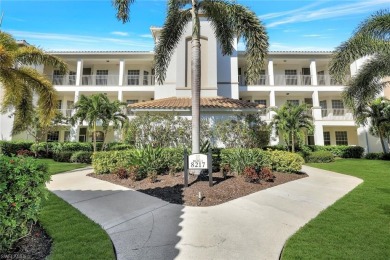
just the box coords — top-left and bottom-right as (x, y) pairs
(128, 96), (265, 110)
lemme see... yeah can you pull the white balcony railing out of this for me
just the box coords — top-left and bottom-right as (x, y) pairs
(125, 75), (155, 86)
(239, 74), (349, 86)
(51, 75), (76, 85)
(81, 75), (119, 86)
(57, 109), (74, 117)
(320, 109), (353, 120)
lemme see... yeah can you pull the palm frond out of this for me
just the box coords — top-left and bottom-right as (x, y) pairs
(227, 3), (269, 84)
(201, 0), (234, 55)
(356, 9), (390, 41)
(343, 52), (390, 115)
(0, 32), (18, 51)
(12, 67), (58, 126)
(15, 46), (68, 74)
(112, 0), (135, 23)
(11, 85), (34, 135)
(154, 1), (191, 84)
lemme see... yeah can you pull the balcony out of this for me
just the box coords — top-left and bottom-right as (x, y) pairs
(238, 74), (349, 86)
(319, 109), (354, 120)
(57, 109), (74, 117)
(49, 74), (156, 86)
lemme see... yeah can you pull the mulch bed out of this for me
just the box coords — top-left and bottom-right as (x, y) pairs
(1, 223), (51, 260)
(89, 171), (308, 207)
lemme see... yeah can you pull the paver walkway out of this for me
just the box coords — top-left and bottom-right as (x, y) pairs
(46, 165), (362, 260)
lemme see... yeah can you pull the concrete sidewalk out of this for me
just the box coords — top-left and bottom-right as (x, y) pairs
(47, 165), (362, 260)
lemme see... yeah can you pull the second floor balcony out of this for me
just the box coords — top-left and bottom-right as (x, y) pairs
(50, 74), (156, 86)
(239, 74), (348, 86)
(318, 109), (354, 121)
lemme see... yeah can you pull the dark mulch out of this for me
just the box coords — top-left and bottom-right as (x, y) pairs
(1, 223), (51, 260)
(89, 171), (307, 207)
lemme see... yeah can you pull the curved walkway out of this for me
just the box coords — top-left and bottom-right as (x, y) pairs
(46, 165), (362, 260)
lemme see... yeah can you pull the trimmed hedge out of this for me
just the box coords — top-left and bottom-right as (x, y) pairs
(0, 156), (50, 252)
(92, 150), (136, 174)
(70, 151), (93, 164)
(305, 151), (335, 163)
(53, 151), (73, 162)
(305, 145), (364, 158)
(220, 148), (271, 175)
(365, 152), (390, 161)
(0, 141), (33, 156)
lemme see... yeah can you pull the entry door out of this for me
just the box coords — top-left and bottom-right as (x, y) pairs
(79, 127), (87, 142)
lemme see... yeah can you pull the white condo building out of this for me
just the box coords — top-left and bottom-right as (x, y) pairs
(1, 18), (389, 152)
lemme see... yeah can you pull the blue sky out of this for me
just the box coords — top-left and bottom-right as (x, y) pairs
(2, 0), (389, 52)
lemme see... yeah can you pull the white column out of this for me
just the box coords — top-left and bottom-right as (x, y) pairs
(118, 90), (123, 102)
(313, 123), (324, 145)
(268, 59), (274, 85)
(312, 90), (322, 121)
(76, 59), (83, 86)
(310, 59), (318, 86)
(119, 59), (125, 86)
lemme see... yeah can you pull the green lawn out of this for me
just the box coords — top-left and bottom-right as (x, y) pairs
(282, 159), (390, 259)
(39, 159), (115, 260)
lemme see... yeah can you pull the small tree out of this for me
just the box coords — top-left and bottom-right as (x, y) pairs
(271, 103), (314, 152)
(214, 113), (270, 148)
(100, 100), (128, 150)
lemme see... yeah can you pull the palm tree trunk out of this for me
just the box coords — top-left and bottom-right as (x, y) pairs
(291, 133), (295, 152)
(191, 0), (201, 154)
(93, 122), (97, 153)
(379, 131), (389, 153)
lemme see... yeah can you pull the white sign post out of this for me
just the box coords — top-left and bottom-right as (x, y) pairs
(184, 150), (213, 187)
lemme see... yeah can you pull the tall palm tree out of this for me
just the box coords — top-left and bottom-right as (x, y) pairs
(329, 9), (390, 115)
(154, 0), (268, 153)
(357, 97), (390, 153)
(100, 100), (128, 150)
(271, 102), (314, 152)
(71, 94), (110, 152)
(112, 0), (135, 23)
(0, 32), (67, 135)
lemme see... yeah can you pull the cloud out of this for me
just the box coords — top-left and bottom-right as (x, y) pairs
(111, 31), (129, 36)
(269, 42), (333, 52)
(8, 30), (154, 51)
(303, 34), (323, 38)
(263, 0), (390, 28)
(139, 34), (153, 38)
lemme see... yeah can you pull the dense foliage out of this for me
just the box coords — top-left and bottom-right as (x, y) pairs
(305, 151), (335, 163)
(0, 156), (50, 252)
(0, 141), (33, 156)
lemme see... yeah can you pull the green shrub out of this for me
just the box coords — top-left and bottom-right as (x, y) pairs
(92, 150), (136, 174)
(161, 148), (185, 173)
(130, 146), (165, 177)
(263, 145), (288, 151)
(365, 152), (390, 160)
(53, 151), (73, 162)
(70, 151), (93, 164)
(305, 151), (335, 163)
(269, 150), (304, 173)
(220, 149), (271, 175)
(307, 145), (364, 158)
(109, 143), (133, 151)
(61, 142), (93, 152)
(0, 156), (50, 252)
(30, 142), (59, 158)
(0, 141), (34, 156)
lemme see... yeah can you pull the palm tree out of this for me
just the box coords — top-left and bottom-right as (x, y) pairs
(329, 9), (390, 115)
(154, 0), (268, 153)
(357, 97), (390, 153)
(112, 0), (135, 23)
(271, 103), (314, 152)
(100, 100), (128, 150)
(0, 32), (67, 135)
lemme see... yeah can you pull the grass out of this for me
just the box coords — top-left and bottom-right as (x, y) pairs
(282, 159), (390, 260)
(38, 159), (115, 260)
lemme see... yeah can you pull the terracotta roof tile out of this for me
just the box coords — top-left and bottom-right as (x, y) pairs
(128, 96), (265, 110)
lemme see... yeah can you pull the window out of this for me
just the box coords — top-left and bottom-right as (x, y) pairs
(332, 100), (344, 115)
(320, 100), (327, 117)
(92, 131), (104, 142)
(302, 68), (311, 85)
(258, 70), (266, 85)
(96, 70), (108, 85)
(335, 131), (348, 145)
(323, 131), (331, 145)
(143, 71), (149, 85)
(285, 70), (297, 85)
(69, 71), (76, 85)
(53, 70), (63, 85)
(128, 70), (140, 85)
(317, 71), (325, 85)
(47, 131), (59, 142)
(66, 101), (74, 117)
(287, 100), (299, 106)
